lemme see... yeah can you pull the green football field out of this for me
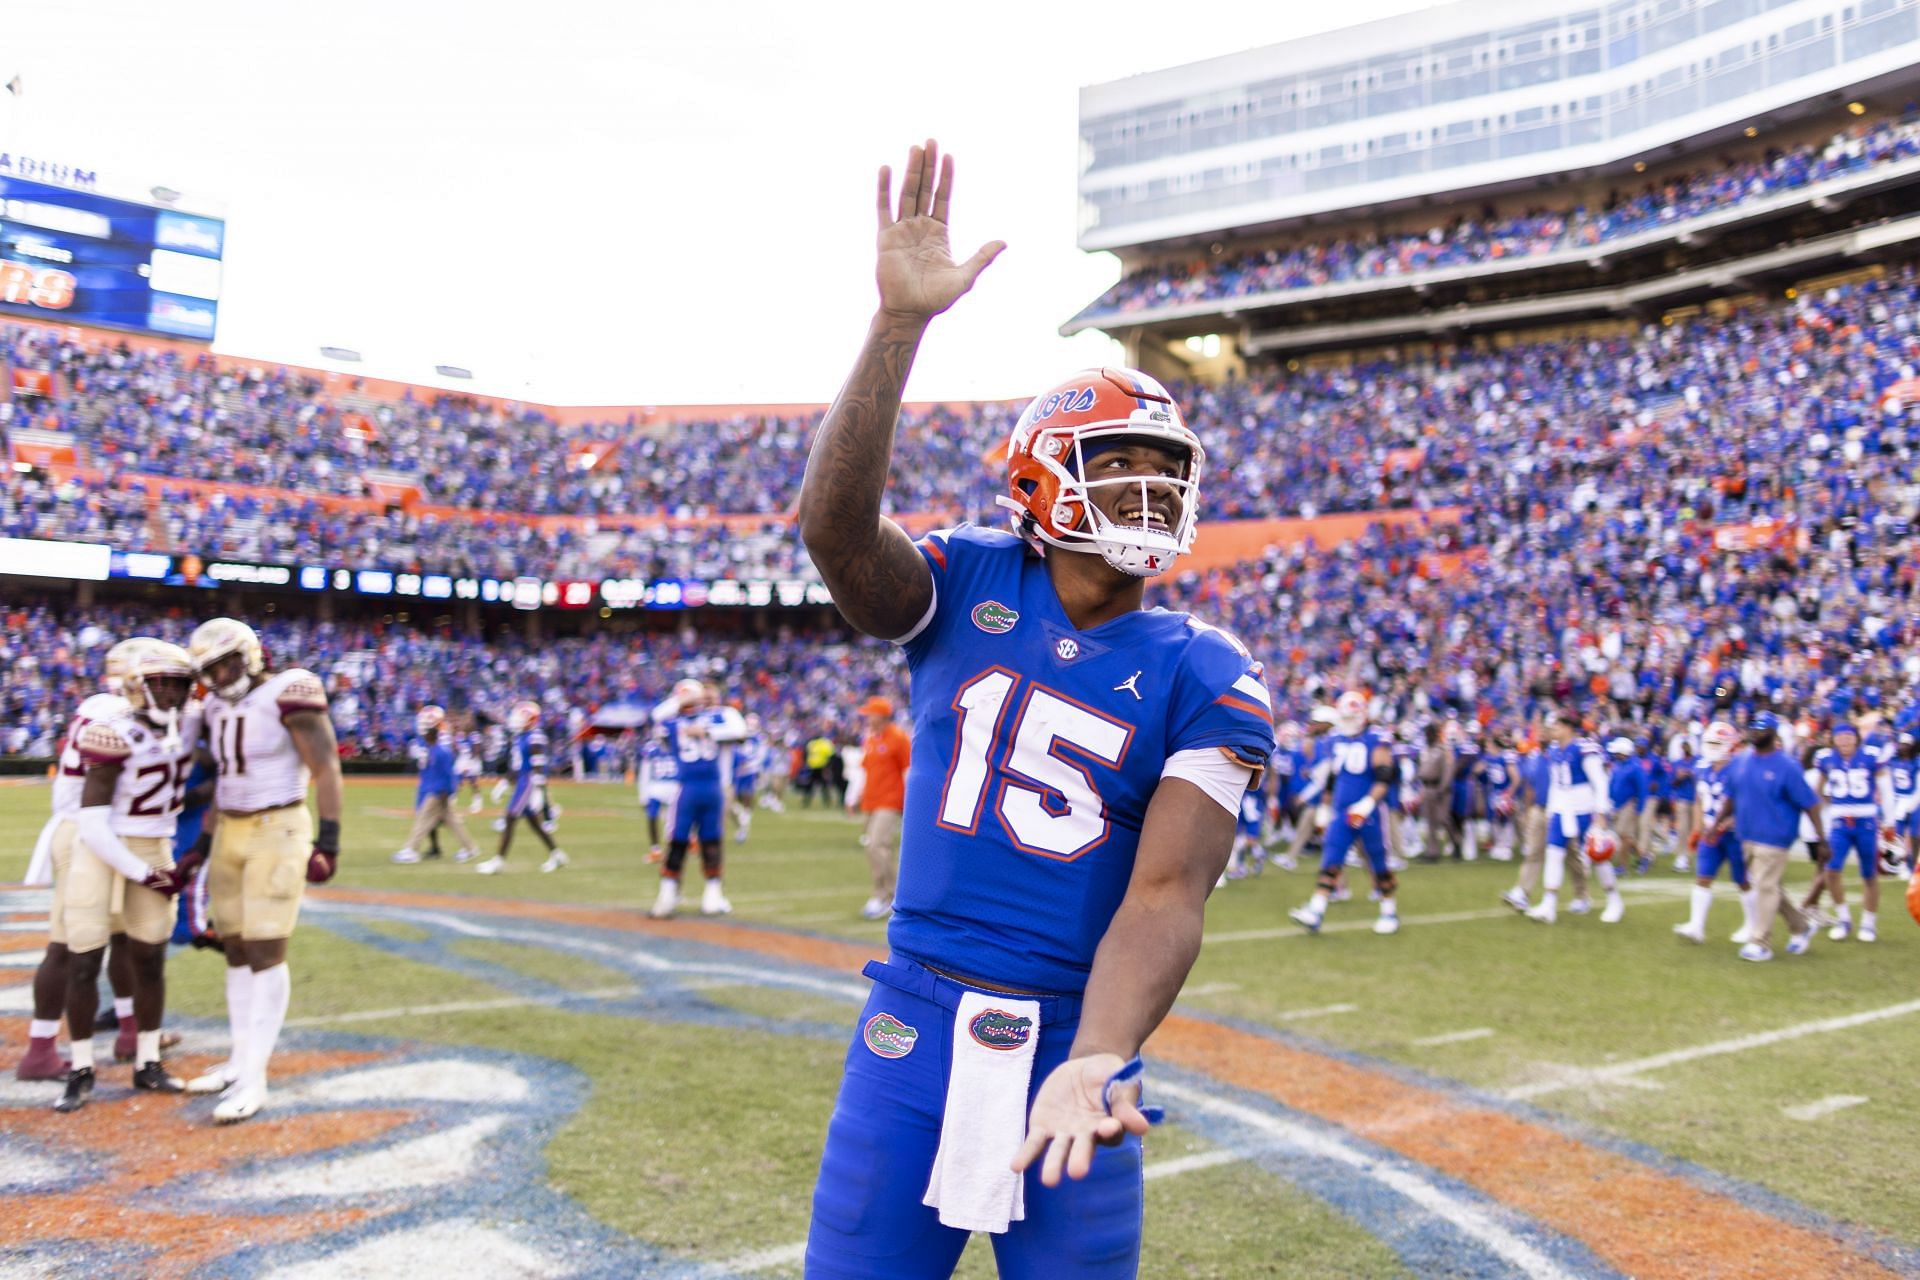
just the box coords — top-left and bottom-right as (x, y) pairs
(4, 777), (1917, 1279)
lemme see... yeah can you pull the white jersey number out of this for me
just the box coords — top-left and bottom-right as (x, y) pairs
(938, 669), (1132, 861)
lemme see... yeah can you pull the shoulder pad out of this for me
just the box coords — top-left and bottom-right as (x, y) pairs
(275, 670), (329, 713)
(76, 720), (132, 764)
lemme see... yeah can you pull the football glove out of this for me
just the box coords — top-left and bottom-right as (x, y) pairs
(140, 866), (183, 898)
(309, 818), (341, 884)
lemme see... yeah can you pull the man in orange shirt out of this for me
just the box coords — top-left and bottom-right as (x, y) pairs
(857, 695), (910, 920)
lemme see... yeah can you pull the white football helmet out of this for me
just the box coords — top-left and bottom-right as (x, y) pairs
(672, 679), (709, 711)
(1701, 720), (1739, 763)
(417, 705), (447, 736)
(102, 638), (142, 696)
(507, 700), (541, 733)
(1333, 691), (1369, 736)
(119, 639), (195, 746)
(189, 617), (264, 702)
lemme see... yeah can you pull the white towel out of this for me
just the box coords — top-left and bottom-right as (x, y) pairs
(922, 990), (1042, 1233)
(23, 814), (60, 887)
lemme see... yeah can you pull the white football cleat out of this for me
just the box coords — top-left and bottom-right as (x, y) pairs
(649, 879), (681, 919)
(1501, 888), (1530, 913)
(1600, 898), (1625, 924)
(185, 1064), (239, 1096)
(1729, 923), (1752, 945)
(1525, 902), (1556, 925)
(860, 896), (892, 921)
(473, 856), (506, 875)
(1737, 942), (1773, 963)
(1672, 922), (1706, 944)
(1288, 906), (1323, 933)
(1826, 920), (1851, 942)
(700, 880), (732, 916)
(1786, 929), (1813, 956)
(1372, 913), (1400, 935)
(213, 1081), (266, 1124)
(1859, 924), (1877, 943)
(540, 849), (570, 873)
(453, 848), (478, 864)
(1564, 897), (1591, 915)
(390, 848), (422, 864)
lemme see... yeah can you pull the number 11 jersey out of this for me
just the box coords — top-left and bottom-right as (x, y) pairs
(891, 526), (1274, 994)
(204, 669), (330, 813)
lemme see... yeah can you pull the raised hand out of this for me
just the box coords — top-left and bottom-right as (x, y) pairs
(875, 139), (1005, 320)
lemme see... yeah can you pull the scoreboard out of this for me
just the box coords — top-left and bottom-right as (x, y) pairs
(0, 164), (224, 341)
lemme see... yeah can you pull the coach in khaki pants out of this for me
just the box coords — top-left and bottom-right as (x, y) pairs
(856, 696), (909, 921)
(1715, 712), (1821, 962)
(1506, 749), (1585, 910)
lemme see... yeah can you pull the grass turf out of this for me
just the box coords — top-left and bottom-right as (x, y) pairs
(5, 777), (1917, 1270)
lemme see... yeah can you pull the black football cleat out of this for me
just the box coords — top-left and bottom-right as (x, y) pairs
(132, 1062), (185, 1093)
(54, 1067), (95, 1113)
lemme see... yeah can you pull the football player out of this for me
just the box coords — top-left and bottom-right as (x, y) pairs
(16, 651), (133, 1082)
(1267, 721), (1309, 872)
(1289, 692), (1400, 935)
(475, 701), (568, 874)
(454, 725), (485, 814)
(729, 712), (769, 843)
(184, 617), (343, 1123)
(1673, 721), (1756, 944)
(796, 141), (1271, 1280)
(1527, 711), (1620, 924)
(1481, 728), (1520, 862)
(393, 707), (479, 864)
(1887, 732), (1918, 878)
(647, 679), (747, 917)
(1811, 722), (1888, 942)
(636, 730), (680, 863)
(52, 639), (199, 1111)
(1605, 737), (1648, 874)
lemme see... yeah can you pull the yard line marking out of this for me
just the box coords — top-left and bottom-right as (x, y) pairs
(0, 952), (39, 967)
(0, 921), (48, 932)
(1181, 982), (1242, 997)
(285, 986), (640, 1028)
(1153, 1080), (1579, 1280)
(1783, 1095), (1869, 1122)
(1276, 1003), (1359, 1021)
(1207, 909), (1510, 944)
(1504, 998), (1920, 1100)
(1413, 1028), (1496, 1047)
(715, 1146), (1258, 1275)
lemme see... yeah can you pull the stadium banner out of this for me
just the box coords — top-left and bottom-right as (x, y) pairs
(6, 425), (76, 467)
(0, 535), (110, 581)
(8, 366), (54, 400)
(0, 167), (224, 341)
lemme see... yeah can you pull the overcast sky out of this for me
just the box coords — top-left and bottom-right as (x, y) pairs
(6, 0), (1440, 406)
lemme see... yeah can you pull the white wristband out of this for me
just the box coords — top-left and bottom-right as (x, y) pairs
(76, 806), (151, 882)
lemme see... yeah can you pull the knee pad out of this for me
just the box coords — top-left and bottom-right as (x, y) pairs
(1315, 870), (1340, 893)
(1375, 871), (1398, 896)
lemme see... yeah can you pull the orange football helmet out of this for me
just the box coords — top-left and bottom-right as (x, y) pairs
(1584, 827), (1619, 864)
(997, 367), (1204, 578)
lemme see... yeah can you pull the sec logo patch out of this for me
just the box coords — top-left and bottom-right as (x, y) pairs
(864, 1011), (919, 1059)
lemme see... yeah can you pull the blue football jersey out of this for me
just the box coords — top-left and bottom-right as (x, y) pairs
(1323, 730), (1389, 809)
(732, 733), (769, 779)
(640, 737), (679, 783)
(510, 729), (549, 781)
(663, 709), (744, 790)
(890, 526), (1274, 994)
(1813, 747), (1882, 819)
(1546, 739), (1607, 814)
(1695, 757), (1730, 826)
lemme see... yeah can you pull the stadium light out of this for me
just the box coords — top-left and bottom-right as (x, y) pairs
(319, 346), (362, 362)
(1848, 101), (1867, 115)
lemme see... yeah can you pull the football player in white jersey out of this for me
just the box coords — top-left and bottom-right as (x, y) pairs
(184, 617), (344, 1124)
(52, 639), (199, 1112)
(16, 653), (133, 1082)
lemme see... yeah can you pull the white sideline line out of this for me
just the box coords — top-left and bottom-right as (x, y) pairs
(1413, 1027), (1495, 1047)
(284, 986), (639, 1028)
(1504, 998), (1920, 1100)
(728, 886), (868, 908)
(1153, 1080), (1577, 1280)
(1784, 1094), (1869, 1121)
(714, 1147), (1253, 1275)
(0, 921), (47, 932)
(1207, 909), (1510, 945)
(1276, 1002), (1359, 1021)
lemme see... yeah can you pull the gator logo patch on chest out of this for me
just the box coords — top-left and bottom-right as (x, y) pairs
(864, 1012), (919, 1059)
(968, 1008), (1034, 1051)
(971, 601), (1019, 634)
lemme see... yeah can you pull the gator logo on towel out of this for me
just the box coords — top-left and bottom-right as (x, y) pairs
(863, 1012), (919, 1059)
(968, 1008), (1034, 1051)
(971, 601), (1019, 634)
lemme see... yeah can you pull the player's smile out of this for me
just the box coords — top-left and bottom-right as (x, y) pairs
(1087, 442), (1186, 533)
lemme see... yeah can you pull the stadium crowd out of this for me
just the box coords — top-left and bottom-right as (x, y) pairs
(1076, 112), (1920, 320)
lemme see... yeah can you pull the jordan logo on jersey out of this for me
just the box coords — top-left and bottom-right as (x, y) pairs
(1115, 671), (1144, 700)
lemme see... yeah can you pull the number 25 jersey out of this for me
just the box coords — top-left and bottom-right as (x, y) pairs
(891, 526), (1274, 994)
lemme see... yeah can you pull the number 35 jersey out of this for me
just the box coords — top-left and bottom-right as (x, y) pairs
(204, 669), (330, 813)
(891, 526), (1274, 994)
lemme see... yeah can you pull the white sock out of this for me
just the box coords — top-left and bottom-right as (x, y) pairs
(1835, 904), (1852, 924)
(1308, 890), (1329, 914)
(246, 963), (291, 1087)
(113, 996), (134, 1020)
(70, 1038), (94, 1072)
(136, 1029), (160, 1067)
(29, 1018), (59, 1040)
(1739, 887), (1757, 933)
(1379, 897), (1397, 917)
(1863, 911), (1877, 931)
(1594, 862), (1619, 894)
(1543, 846), (1566, 893)
(225, 965), (256, 1076)
(1688, 885), (1712, 932)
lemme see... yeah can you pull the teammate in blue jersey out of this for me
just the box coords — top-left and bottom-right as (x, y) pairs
(1712, 711), (1823, 962)
(1528, 711), (1621, 924)
(1888, 733), (1918, 878)
(1480, 732), (1519, 861)
(647, 679), (748, 917)
(171, 757), (217, 950)
(1289, 691), (1401, 935)
(1811, 723), (1888, 942)
(1673, 722), (1756, 944)
(474, 700), (567, 875)
(1666, 723), (1702, 873)
(795, 140), (1273, 1280)
(1448, 722), (1484, 861)
(727, 713), (771, 843)
(1268, 722), (1309, 871)
(1605, 737), (1648, 874)
(637, 733), (680, 861)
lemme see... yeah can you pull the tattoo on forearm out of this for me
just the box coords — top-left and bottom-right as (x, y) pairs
(798, 315), (935, 637)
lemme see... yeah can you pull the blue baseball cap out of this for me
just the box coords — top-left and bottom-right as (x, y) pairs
(1832, 721), (1860, 739)
(1751, 711), (1781, 732)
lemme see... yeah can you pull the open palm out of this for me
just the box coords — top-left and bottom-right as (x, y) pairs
(875, 139), (1005, 319)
